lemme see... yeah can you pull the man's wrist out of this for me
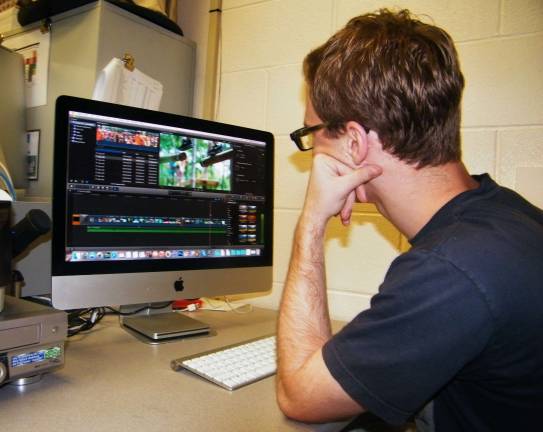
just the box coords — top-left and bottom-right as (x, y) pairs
(298, 209), (328, 236)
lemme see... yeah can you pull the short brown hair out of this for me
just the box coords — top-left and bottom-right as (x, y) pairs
(304, 9), (464, 167)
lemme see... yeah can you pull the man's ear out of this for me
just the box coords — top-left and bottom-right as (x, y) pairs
(344, 121), (368, 166)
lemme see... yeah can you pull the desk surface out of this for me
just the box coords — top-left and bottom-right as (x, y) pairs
(0, 307), (349, 432)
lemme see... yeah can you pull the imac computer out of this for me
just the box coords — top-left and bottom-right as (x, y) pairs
(51, 96), (274, 342)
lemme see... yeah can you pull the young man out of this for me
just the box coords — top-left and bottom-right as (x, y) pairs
(277, 9), (543, 431)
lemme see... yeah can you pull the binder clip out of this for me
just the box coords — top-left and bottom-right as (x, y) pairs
(122, 53), (135, 72)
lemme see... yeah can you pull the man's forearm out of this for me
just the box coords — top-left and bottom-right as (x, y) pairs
(275, 157), (380, 421)
(277, 212), (332, 379)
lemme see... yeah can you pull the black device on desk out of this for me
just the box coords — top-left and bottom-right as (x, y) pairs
(51, 96), (274, 343)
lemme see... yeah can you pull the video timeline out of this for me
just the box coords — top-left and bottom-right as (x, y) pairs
(72, 213), (228, 234)
(66, 247), (262, 262)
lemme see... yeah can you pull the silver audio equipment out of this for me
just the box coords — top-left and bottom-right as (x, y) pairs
(0, 296), (67, 386)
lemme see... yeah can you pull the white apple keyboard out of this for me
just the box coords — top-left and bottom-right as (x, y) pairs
(171, 335), (276, 390)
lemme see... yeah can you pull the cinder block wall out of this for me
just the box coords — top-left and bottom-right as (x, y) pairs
(207, 0), (543, 321)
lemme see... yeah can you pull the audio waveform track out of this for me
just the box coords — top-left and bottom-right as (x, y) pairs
(87, 227), (227, 234)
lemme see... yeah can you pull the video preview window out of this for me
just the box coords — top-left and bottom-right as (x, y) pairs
(159, 134), (233, 192)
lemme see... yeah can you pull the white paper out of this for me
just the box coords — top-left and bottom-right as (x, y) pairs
(2, 28), (50, 108)
(92, 58), (163, 110)
(92, 58), (124, 103)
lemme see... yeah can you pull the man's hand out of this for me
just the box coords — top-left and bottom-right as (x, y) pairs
(303, 154), (382, 226)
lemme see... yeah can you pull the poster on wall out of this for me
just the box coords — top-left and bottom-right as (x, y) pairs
(2, 28), (50, 107)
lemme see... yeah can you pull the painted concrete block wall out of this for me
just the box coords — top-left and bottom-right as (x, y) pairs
(215, 0), (543, 321)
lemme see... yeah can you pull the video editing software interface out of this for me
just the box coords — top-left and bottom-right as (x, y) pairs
(64, 111), (268, 263)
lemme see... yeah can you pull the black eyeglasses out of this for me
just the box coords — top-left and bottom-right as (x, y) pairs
(289, 123), (328, 151)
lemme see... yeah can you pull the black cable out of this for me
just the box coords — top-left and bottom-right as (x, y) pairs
(22, 296), (105, 337)
(22, 295), (53, 307)
(32, 299), (174, 337)
(67, 307), (106, 337)
(105, 301), (173, 316)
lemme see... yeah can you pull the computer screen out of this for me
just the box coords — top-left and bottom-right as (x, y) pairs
(51, 96), (274, 341)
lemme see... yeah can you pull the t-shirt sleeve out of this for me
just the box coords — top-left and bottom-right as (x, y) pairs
(322, 250), (494, 425)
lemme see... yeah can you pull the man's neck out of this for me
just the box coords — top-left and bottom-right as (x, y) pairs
(371, 162), (479, 240)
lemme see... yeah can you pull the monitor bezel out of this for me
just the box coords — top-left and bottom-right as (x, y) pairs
(52, 96), (274, 277)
